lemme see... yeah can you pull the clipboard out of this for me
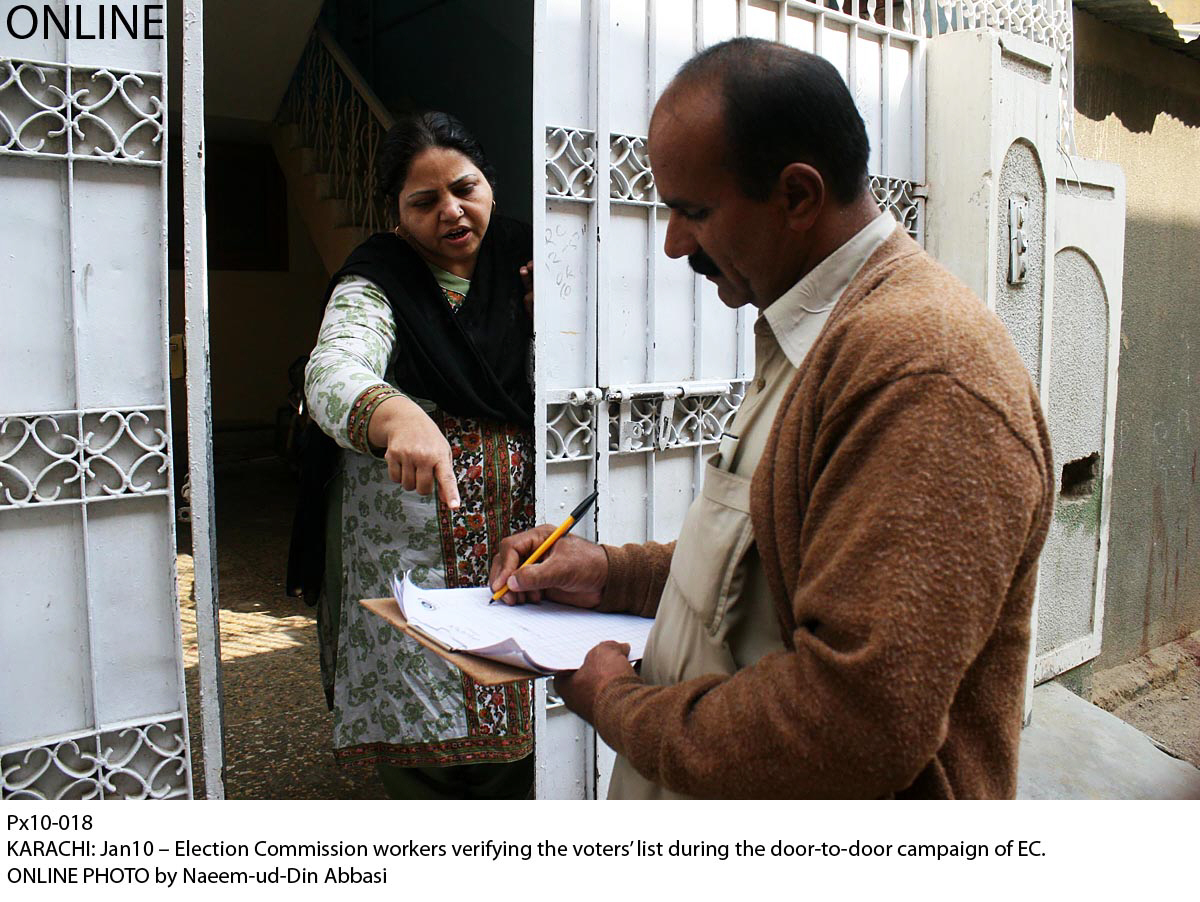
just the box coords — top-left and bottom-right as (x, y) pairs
(359, 598), (537, 685)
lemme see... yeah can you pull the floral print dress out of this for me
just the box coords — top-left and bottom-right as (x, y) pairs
(305, 267), (535, 767)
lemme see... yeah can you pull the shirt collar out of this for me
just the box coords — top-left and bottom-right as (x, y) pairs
(762, 211), (897, 367)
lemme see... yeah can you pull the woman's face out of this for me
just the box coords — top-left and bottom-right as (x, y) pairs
(395, 146), (494, 279)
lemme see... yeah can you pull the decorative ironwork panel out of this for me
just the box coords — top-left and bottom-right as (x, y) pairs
(0, 59), (68, 155)
(0, 59), (163, 164)
(0, 408), (170, 508)
(609, 133), (655, 205)
(870, 176), (924, 241)
(82, 409), (169, 499)
(1, 718), (189, 800)
(97, 720), (189, 799)
(546, 397), (597, 462)
(546, 127), (597, 200)
(0, 413), (83, 506)
(70, 67), (164, 163)
(927, 0), (1075, 149)
(690, 386), (745, 444)
(606, 384), (747, 455)
(279, 29), (393, 234)
(1, 735), (102, 800)
(815, 0), (924, 36)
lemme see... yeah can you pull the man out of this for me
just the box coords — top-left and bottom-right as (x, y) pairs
(490, 38), (1053, 798)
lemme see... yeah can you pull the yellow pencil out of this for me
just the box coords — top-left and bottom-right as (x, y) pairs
(492, 491), (599, 601)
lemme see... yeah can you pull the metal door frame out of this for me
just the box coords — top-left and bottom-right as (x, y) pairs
(181, 0), (226, 800)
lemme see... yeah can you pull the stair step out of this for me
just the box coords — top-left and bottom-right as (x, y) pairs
(312, 172), (334, 202)
(275, 122), (303, 149)
(272, 120), (371, 274)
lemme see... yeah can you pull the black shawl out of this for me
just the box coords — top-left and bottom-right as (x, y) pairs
(329, 215), (534, 425)
(287, 215), (534, 612)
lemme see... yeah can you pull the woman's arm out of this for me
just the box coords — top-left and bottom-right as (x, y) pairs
(304, 275), (460, 507)
(304, 276), (400, 452)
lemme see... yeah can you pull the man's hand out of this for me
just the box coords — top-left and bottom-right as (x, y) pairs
(368, 395), (460, 509)
(553, 641), (636, 725)
(488, 525), (608, 606)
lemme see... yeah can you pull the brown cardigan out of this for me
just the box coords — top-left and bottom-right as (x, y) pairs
(592, 229), (1054, 798)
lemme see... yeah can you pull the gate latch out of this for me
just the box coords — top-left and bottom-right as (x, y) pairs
(1008, 196), (1028, 285)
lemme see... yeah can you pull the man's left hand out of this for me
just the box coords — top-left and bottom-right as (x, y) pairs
(553, 641), (636, 725)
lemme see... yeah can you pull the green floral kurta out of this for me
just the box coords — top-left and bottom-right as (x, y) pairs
(305, 270), (535, 767)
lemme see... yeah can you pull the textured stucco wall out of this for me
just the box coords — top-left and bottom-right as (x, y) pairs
(1038, 249), (1108, 654)
(994, 140), (1047, 384)
(1072, 11), (1200, 667)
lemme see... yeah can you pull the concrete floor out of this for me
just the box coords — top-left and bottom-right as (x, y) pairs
(1018, 682), (1200, 799)
(182, 452), (1200, 800)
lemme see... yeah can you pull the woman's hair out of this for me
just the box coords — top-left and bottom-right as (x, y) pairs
(376, 111), (497, 205)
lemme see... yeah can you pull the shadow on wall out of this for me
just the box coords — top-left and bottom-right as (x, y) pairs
(1070, 12), (1200, 668)
(1102, 206), (1200, 664)
(1074, 60), (1200, 134)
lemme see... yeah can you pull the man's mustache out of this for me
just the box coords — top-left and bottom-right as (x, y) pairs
(688, 249), (722, 278)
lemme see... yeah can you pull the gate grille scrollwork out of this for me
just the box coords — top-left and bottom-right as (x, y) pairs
(1, 718), (189, 800)
(546, 384), (747, 461)
(0, 58), (163, 164)
(547, 125), (926, 241)
(546, 395), (598, 462)
(545, 127), (597, 200)
(0, 408), (170, 508)
(870, 176), (924, 242)
(609, 133), (655, 205)
(606, 385), (746, 455)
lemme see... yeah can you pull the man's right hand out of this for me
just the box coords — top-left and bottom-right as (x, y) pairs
(489, 526), (609, 607)
(368, 395), (461, 509)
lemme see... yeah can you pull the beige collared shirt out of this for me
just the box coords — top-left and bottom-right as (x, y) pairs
(608, 212), (897, 800)
(722, 211), (899, 475)
(720, 212), (899, 666)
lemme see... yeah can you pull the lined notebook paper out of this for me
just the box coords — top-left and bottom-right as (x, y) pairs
(392, 572), (653, 674)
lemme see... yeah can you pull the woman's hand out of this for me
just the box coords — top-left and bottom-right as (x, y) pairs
(368, 395), (461, 509)
(520, 259), (534, 317)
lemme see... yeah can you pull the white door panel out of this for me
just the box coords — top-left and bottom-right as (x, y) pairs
(1035, 157), (1125, 683)
(532, 0), (925, 797)
(1, 1), (189, 799)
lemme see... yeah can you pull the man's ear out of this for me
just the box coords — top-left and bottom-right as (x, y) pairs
(777, 163), (824, 232)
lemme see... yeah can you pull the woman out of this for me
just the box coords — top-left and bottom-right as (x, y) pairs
(303, 112), (536, 799)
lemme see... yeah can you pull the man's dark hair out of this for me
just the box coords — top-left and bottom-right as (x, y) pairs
(673, 37), (870, 204)
(377, 111), (497, 204)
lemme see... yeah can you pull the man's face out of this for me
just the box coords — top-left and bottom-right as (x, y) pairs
(648, 86), (790, 309)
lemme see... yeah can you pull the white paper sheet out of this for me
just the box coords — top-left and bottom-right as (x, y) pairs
(392, 572), (653, 673)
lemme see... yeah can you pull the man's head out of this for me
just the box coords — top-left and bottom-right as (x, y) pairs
(648, 38), (873, 308)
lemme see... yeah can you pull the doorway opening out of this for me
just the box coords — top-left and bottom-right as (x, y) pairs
(170, 0), (535, 798)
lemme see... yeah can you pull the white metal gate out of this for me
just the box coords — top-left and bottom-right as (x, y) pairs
(530, 0), (926, 798)
(1034, 157), (1124, 684)
(0, 3), (190, 798)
